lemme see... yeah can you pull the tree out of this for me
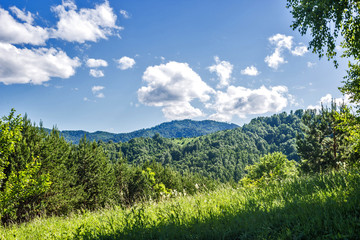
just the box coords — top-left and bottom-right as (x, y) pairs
(296, 103), (348, 172)
(0, 109), (50, 224)
(335, 105), (360, 165)
(70, 137), (114, 210)
(286, 1), (360, 104)
(241, 152), (298, 186)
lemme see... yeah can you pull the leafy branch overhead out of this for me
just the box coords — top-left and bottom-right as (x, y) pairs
(287, 0), (360, 103)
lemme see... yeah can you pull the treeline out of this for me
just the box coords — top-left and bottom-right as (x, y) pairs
(100, 110), (304, 182)
(56, 119), (239, 144)
(0, 110), (217, 225)
(1, 102), (359, 226)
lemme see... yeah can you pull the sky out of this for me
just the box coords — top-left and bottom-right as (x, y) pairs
(0, 0), (350, 133)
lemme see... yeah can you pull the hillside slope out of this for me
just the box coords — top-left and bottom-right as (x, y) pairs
(101, 110), (304, 182)
(57, 119), (239, 144)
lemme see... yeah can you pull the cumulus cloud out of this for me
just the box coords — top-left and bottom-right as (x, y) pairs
(207, 85), (289, 122)
(162, 103), (204, 119)
(51, 0), (122, 43)
(9, 6), (34, 24)
(89, 69), (104, 77)
(138, 61), (215, 119)
(116, 56), (136, 70)
(265, 34), (292, 69)
(0, 8), (49, 45)
(208, 56), (233, 88)
(307, 94), (350, 110)
(119, 9), (130, 19)
(265, 34), (308, 69)
(86, 58), (108, 68)
(0, 42), (81, 85)
(291, 45), (308, 56)
(241, 65), (260, 76)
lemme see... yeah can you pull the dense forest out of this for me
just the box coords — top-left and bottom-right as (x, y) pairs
(53, 120), (239, 144)
(100, 109), (304, 182)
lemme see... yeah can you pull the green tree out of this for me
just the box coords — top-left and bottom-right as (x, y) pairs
(241, 152), (298, 186)
(335, 105), (360, 165)
(0, 109), (50, 224)
(297, 103), (348, 172)
(286, 1), (360, 104)
(70, 137), (115, 210)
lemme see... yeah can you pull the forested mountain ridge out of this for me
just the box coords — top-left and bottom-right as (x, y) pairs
(101, 110), (304, 182)
(52, 119), (239, 144)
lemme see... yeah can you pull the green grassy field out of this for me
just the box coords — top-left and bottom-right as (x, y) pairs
(1, 169), (359, 240)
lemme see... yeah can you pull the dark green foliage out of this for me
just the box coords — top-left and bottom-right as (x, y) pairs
(297, 103), (348, 172)
(54, 119), (239, 144)
(69, 137), (115, 210)
(102, 111), (303, 182)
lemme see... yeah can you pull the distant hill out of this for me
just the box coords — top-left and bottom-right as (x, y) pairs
(100, 110), (305, 182)
(55, 119), (239, 144)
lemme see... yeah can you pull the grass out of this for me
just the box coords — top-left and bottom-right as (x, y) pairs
(1, 169), (360, 239)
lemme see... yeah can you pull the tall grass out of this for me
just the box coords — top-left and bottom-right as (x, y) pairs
(1, 169), (359, 239)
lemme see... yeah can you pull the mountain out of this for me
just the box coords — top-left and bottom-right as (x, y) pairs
(56, 119), (239, 144)
(101, 110), (304, 182)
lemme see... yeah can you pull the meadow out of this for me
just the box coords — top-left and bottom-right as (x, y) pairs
(1, 168), (359, 240)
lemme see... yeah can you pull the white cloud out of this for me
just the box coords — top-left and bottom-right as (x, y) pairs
(9, 6), (34, 24)
(138, 61), (215, 119)
(265, 34), (293, 70)
(86, 58), (108, 68)
(241, 65), (260, 76)
(51, 0), (122, 43)
(0, 8), (49, 45)
(92, 85), (104, 93)
(162, 103), (204, 119)
(208, 56), (233, 88)
(0, 42), (80, 85)
(307, 61), (316, 68)
(265, 49), (286, 70)
(307, 94), (350, 110)
(89, 69), (104, 77)
(288, 93), (299, 107)
(265, 34), (308, 69)
(207, 85), (289, 122)
(116, 56), (136, 70)
(291, 45), (308, 56)
(119, 9), (130, 19)
(95, 92), (105, 98)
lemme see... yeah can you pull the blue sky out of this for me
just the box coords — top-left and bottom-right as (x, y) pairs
(0, 0), (349, 132)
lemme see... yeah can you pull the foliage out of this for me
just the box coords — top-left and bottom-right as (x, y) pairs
(286, 0), (360, 105)
(297, 103), (349, 172)
(335, 105), (360, 165)
(0, 110), (51, 224)
(241, 152), (298, 186)
(102, 110), (303, 182)
(0, 109), (221, 224)
(1, 168), (359, 239)
(0, 109), (23, 185)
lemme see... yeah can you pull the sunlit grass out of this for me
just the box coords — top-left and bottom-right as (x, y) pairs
(1, 169), (359, 239)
